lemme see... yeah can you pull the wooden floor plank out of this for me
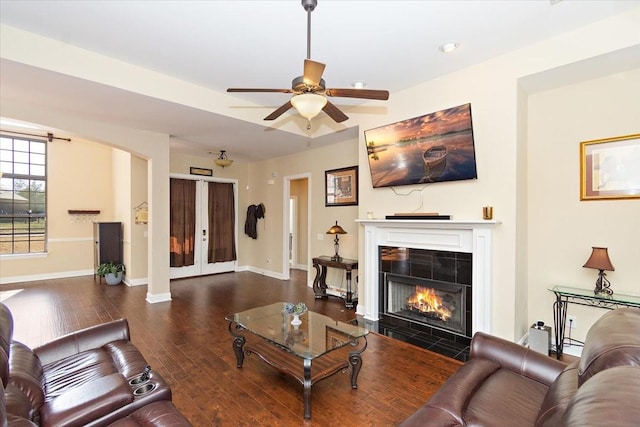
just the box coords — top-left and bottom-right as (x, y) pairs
(1, 270), (463, 426)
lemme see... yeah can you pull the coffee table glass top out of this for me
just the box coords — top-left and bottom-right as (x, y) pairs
(226, 302), (368, 359)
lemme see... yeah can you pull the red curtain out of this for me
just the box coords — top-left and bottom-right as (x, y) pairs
(208, 182), (237, 263)
(170, 179), (196, 267)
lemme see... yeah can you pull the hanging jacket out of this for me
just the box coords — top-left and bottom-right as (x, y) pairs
(244, 203), (265, 239)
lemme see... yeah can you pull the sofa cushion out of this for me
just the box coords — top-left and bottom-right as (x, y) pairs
(534, 361), (579, 427)
(40, 373), (133, 427)
(562, 366), (640, 426)
(41, 340), (147, 400)
(578, 307), (640, 386)
(399, 358), (549, 427)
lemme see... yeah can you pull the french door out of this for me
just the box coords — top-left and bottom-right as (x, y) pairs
(170, 176), (237, 279)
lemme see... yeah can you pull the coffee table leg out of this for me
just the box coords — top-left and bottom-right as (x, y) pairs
(228, 322), (246, 368)
(349, 336), (367, 388)
(303, 358), (312, 419)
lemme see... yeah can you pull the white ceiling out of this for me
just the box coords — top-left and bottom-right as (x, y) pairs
(0, 0), (638, 161)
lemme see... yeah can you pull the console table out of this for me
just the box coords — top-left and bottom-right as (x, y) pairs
(312, 256), (358, 309)
(549, 285), (640, 359)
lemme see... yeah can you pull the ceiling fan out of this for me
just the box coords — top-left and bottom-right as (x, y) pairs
(227, 0), (389, 128)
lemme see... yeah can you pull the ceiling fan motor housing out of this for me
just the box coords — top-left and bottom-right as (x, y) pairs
(292, 76), (325, 93)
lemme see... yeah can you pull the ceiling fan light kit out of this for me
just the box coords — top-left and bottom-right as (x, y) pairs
(291, 93), (327, 120)
(226, 0), (389, 128)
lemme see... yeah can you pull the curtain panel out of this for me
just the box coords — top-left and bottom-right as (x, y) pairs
(208, 182), (237, 263)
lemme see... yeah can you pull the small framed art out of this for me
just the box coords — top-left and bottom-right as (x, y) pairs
(325, 166), (358, 206)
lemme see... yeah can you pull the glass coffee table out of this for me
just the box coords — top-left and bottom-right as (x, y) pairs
(226, 302), (369, 419)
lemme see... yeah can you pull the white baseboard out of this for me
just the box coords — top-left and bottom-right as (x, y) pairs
(0, 269), (94, 285)
(245, 266), (284, 280)
(146, 292), (172, 304)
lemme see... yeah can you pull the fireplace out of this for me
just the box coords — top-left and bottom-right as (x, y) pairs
(357, 219), (497, 361)
(378, 246), (472, 358)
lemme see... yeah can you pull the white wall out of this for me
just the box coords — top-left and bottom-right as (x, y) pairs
(1, 8), (638, 332)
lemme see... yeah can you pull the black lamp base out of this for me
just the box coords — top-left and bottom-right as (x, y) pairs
(594, 270), (613, 295)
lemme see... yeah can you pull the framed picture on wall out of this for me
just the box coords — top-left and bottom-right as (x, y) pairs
(325, 166), (358, 206)
(580, 133), (640, 200)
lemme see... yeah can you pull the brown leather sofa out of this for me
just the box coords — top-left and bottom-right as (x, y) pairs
(400, 307), (640, 427)
(1, 302), (191, 426)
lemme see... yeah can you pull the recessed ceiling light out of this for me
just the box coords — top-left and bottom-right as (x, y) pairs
(352, 81), (366, 89)
(439, 42), (459, 53)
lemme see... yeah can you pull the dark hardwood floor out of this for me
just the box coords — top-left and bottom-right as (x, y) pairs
(1, 270), (463, 426)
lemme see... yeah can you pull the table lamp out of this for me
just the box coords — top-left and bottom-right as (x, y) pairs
(583, 247), (615, 295)
(326, 221), (347, 261)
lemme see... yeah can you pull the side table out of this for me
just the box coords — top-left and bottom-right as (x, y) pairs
(549, 285), (640, 359)
(312, 256), (358, 309)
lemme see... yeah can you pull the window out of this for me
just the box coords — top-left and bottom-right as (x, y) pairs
(0, 134), (47, 255)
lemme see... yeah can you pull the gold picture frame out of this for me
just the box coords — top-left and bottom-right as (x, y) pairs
(580, 134), (640, 200)
(325, 166), (358, 206)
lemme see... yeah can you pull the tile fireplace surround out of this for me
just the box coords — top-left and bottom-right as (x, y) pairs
(356, 219), (499, 339)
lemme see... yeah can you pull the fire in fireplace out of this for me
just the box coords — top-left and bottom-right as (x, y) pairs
(407, 286), (453, 322)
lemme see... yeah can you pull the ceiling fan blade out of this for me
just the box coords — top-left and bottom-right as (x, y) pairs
(322, 101), (349, 123)
(227, 88), (293, 93)
(264, 101), (293, 121)
(325, 88), (389, 100)
(303, 59), (326, 87)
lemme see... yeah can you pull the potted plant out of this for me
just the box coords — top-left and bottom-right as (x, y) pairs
(97, 262), (126, 285)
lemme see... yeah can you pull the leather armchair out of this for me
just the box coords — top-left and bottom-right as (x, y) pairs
(400, 307), (640, 427)
(1, 302), (191, 427)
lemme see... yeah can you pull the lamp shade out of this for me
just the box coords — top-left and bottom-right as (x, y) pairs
(290, 93), (327, 120)
(326, 221), (346, 235)
(583, 247), (615, 271)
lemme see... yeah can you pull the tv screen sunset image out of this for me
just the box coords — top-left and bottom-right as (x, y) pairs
(364, 103), (478, 188)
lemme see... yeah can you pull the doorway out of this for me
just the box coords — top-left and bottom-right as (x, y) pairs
(169, 175), (238, 279)
(282, 174), (311, 281)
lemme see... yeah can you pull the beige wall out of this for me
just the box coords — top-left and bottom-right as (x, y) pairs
(0, 136), (114, 280)
(354, 10), (640, 340)
(526, 68), (640, 345)
(1, 8), (638, 337)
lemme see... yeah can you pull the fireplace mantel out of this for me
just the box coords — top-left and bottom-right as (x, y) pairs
(356, 219), (499, 335)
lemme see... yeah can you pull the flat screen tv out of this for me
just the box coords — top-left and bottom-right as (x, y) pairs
(364, 103), (478, 188)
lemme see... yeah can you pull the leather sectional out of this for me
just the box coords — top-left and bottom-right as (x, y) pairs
(400, 307), (640, 426)
(0, 302), (191, 426)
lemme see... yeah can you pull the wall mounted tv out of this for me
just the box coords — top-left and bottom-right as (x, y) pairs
(364, 103), (478, 188)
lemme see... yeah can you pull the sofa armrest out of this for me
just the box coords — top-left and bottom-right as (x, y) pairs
(471, 332), (565, 386)
(34, 319), (130, 365)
